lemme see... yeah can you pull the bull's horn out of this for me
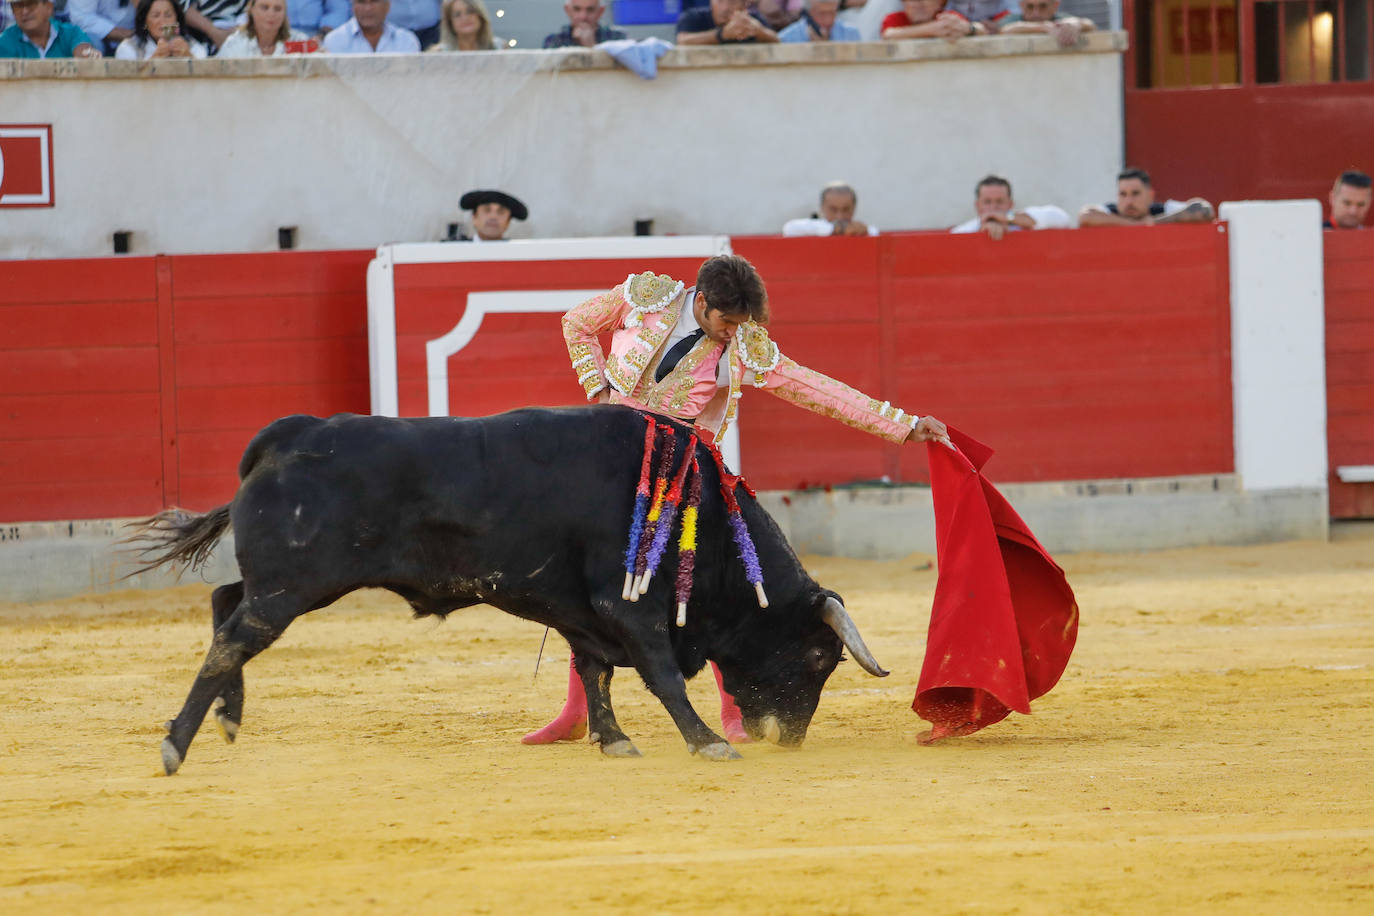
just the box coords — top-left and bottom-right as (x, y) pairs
(821, 597), (889, 678)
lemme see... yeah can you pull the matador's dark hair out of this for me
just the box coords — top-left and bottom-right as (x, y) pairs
(695, 255), (770, 325)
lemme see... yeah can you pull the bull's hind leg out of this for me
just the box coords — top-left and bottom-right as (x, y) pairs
(161, 592), (299, 775)
(209, 582), (245, 743)
(573, 654), (638, 758)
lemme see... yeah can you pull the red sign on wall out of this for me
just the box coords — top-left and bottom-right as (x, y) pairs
(0, 124), (55, 208)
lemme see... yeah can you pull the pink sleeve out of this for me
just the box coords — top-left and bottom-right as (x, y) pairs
(756, 356), (918, 445)
(562, 285), (626, 400)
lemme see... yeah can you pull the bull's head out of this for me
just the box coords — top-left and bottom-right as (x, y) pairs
(713, 593), (887, 747)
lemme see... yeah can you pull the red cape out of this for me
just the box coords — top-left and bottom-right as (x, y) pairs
(913, 427), (1079, 742)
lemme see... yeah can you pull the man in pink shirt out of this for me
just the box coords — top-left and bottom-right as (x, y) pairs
(524, 254), (949, 744)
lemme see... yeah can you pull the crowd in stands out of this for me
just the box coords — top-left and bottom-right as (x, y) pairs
(1, 0), (1099, 58)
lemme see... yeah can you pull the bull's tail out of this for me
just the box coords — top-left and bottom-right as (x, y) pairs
(121, 505), (233, 579)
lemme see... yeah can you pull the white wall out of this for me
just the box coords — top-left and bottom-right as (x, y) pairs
(0, 33), (1126, 259)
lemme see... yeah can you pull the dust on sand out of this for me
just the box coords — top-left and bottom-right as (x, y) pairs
(2, 533), (1372, 914)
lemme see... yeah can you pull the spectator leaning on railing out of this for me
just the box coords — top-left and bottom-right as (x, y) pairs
(321, 0), (419, 52)
(1325, 169), (1371, 230)
(1079, 167), (1215, 227)
(0, 0), (100, 56)
(542, 0), (624, 49)
(217, 0), (307, 56)
(430, 0), (500, 51)
(782, 181), (878, 236)
(999, 0), (1093, 47)
(68, 0), (135, 55)
(677, 0), (780, 44)
(753, 0), (804, 30)
(950, 175), (1071, 238)
(943, 0), (1012, 32)
(881, 0), (984, 41)
(115, 0), (207, 57)
(778, 0), (860, 41)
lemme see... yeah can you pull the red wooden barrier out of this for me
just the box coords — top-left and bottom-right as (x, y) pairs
(1324, 231), (1374, 518)
(2, 231), (1238, 523)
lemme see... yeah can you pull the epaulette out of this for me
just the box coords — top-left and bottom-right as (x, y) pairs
(622, 271), (685, 327)
(737, 321), (781, 377)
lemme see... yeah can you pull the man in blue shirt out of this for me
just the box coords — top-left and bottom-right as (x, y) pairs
(778, 0), (860, 41)
(677, 0), (779, 43)
(0, 0), (98, 56)
(321, 0), (420, 52)
(542, 0), (625, 48)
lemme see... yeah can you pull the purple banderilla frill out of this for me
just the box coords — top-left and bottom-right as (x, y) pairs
(637, 432), (698, 597)
(629, 428), (676, 601)
(621, 415), (658, 600)
(673, 456), (702, 626)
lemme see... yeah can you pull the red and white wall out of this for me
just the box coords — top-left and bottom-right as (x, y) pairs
(2, 207), (1371, 543)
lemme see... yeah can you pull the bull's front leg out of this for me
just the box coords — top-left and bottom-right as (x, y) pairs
(625, 640), (741, 761)
(572, 654), (638, 758)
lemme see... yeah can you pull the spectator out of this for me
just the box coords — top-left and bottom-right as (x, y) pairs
(944, 0), (1013, 32)
(430, 0), (500, 51)
(1079, 168), (1214, 226)
(782, 181), (878, 236)
(322, 0), (420, 52)
(458, 189), (528, 241)
(677, 0), (780, 44)
(754, 0), (804, 30)
(779, 0), (860, 41)
(183, 0), (248, 51)
(950, 175), (1071, 238)
(542, 0), (623, 48)
(114, 0), (207, 57)
(68, 0), (135, 55)
(289, 0), (350, 42)
(0, 0), (100, 56)
(881, 0), (984, 41)
(999, 0), (1093, 47)
(217, 0), (306, 56)
(1325, 170), (1371, 230)
(382, 0), (438, 48)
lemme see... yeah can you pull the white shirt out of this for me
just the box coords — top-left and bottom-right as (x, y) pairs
(655, 291), (729, 388)
(781, 218), (880, 237)
(217, 27), (308, 57)
(114, 34), (210, 60)
(950, 204), (1073, 233)
(320, 17), (420, 53)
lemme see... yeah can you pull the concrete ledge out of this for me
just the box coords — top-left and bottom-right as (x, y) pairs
(1, 470), (1328, 603)
(0, 31), (1126, 80)
(758, 473), (1330, 559)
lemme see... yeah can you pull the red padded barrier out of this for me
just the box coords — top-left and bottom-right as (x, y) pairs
(1324, 232), (1374, 519)
(0, 257), (163, 522)
(2, 234), (1240, 522)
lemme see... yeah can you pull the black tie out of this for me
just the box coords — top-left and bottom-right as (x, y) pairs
(654, 328), (705, 382)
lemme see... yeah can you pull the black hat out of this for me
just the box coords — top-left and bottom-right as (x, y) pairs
(459, 189), (528, 221)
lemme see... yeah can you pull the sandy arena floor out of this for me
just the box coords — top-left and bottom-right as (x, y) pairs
(2, 533), (1373, 915)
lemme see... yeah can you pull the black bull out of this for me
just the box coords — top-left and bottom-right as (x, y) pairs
(130, 407), (889, 775)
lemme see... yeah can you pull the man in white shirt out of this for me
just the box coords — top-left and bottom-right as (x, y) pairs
(1079, 167), (1214, 227)
(781, 181), (879, 237)
(950, 174), (1071, 239)
(321, 0), (420, 52)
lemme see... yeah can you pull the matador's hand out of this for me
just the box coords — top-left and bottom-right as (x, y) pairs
(909, 415), (952, 448)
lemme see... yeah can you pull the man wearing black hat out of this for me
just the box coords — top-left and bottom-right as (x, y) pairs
(456, 189), (528, 242)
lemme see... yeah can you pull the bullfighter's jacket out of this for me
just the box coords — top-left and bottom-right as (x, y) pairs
(563, 270), (922, 444)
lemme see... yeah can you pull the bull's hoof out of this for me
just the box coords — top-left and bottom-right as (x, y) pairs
(600, 739), (642, 758)
(160, 737), (183, 776)
(212, 697), (239, 744)
(695, 742), (743, 761)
